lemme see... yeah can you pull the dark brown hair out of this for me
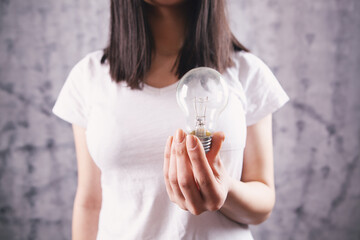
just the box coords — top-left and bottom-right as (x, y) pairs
(101, 0), (248, 89)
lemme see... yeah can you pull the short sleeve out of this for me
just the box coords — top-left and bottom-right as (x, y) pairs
(52, 58), (91, 128)
(238, 53), (290, 126)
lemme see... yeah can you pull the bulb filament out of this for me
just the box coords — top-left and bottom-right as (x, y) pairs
(194, 96), (208, 137)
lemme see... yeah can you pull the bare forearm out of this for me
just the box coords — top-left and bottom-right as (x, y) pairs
(72, 201), (101, 240)
(220, 179), (275, 225)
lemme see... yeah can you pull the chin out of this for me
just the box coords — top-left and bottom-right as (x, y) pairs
(144, 0), (188, 7)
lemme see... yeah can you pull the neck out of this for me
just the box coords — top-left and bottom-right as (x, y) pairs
(145, 3), (187, 57)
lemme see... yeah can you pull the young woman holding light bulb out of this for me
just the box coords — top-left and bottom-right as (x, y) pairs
(52, 0), (289, 239)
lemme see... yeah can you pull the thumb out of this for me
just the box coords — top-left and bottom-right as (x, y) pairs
(206, 131), (225, 160)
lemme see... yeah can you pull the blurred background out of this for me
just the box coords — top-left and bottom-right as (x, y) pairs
(0, 0), (359, 239)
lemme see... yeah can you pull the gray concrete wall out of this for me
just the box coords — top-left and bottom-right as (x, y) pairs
(228, 1), (360, 239)
(0, 0), (359, 239)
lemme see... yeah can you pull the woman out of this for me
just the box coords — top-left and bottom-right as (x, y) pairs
(52, 0), (289, 239)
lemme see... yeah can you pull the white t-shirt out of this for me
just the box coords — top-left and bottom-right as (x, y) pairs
(52, 50), (289, 240)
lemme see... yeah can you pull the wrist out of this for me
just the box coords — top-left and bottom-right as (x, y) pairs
(227, 176), (239, 195)
(223, 176), (239, 207)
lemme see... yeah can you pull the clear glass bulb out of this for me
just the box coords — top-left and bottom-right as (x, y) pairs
(176, 67), (229, 152)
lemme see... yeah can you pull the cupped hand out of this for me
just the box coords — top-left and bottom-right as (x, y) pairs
(163, 129), (231, 215)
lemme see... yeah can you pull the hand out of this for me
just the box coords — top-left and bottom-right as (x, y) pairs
(163, 129), (231, 215)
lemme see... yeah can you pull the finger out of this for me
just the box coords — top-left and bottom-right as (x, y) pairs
(206, 132), (225, 177)
(169, 131), (185, 205)
(186, 134), (218, 199)
(206, 131), (225, 160)
(163, 136), (174, 199)
(175, 129), (204, 214)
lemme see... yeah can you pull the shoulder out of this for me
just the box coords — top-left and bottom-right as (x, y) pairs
(227, 51), (278, 89)
(224, 51), (273, 85)
(229, 51), (289, 125)
(64, 50), (110, 94)
(230, 51), (272, 76)
(66, 50), (110, 89)
(72, 50), (107, 75)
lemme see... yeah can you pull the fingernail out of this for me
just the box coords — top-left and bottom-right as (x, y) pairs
(221, 133), (225, 142)
(186, 135), (197, 150)
(175, 129), (185, 143)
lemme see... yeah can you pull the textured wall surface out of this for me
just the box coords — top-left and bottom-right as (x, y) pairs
(228, 1), (360, 239)
(0, 0), (359, 239)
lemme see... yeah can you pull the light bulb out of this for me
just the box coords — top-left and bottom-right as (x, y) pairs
(176, 67), (229, 152)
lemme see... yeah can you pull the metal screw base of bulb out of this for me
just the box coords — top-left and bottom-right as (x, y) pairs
(198, 135), (212, 153)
